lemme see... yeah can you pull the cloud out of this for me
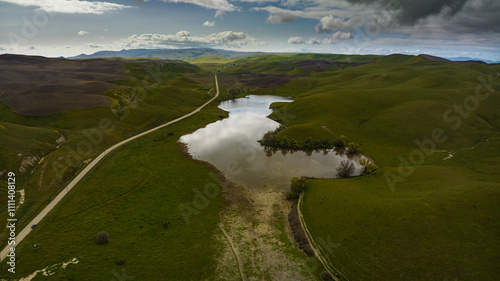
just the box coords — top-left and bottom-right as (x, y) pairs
(331, 31), (353, 40)
(0, 46), (6, 51)
(266, 12), (297, 24)
(0, 0), (132, 14)
(78, 30), (90, 36)
(160, 0), (237, 12)
(203, 21), (215, 27)
(28, 46), (36, 50)
(122, 30), (258, 48)
(237, 0), (279, 2)
(344, 0), (468, 25)
(315, 15), (364, 32)
(288, 36), (304, 44)
(287, 36), (320, 44)
(288, 31), (352, 45)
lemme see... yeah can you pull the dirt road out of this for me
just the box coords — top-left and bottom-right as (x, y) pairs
(0, 75), (220, 262)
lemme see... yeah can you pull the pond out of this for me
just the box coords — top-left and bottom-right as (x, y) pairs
(180, 95), (363, 189)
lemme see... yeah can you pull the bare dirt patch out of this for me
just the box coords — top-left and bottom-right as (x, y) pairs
(214, 181), (317, 280)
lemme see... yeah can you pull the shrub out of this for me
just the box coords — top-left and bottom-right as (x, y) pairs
(288, 203), (315, 256)
(336, 160), (355, 178)
(96, 231), (109, 244)
(359, 158), (378, 174)
(334, 135), (347, 148)
(286, 191), (301, 200)
(346, 142), (360, 154)
(320, 271), (334, 280)
(287, 177), (308, 200)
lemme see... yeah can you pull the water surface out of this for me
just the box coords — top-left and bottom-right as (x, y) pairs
(180, 95), (362, 189)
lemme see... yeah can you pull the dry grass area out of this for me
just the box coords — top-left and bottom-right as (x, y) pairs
(215, 182), (319, 281)
(221, 73), (301, 89)
(0, 54), (131, 115)
(295, 59), (370, 72)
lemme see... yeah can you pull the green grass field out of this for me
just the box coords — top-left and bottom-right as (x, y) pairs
(1, 104), (227, 280)
(1, 53), (499, 280)
(240, 54), (500, 280)
(0, 58), (217, 255)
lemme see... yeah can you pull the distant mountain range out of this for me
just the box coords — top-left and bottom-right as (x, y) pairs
(447, 56), (499, 64)
(69, 48), (266, 60)
(68, 48), (499, 64)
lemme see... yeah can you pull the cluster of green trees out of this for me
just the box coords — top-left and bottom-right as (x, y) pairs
(227, 86), (249, 99)
(336, 158), (379, 178)
(286, 177), (309, 200)
(260, 126), (361, 154)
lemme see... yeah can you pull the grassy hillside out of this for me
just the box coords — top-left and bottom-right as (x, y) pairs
(1, 104), (227, 280)
(0, 57), (216, 253)
(219, 54), (500, 280)
(1, 53), (498, 280)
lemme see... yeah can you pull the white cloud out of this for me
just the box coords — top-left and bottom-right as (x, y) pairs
(287, 36), (321, 44)
(78, 30), (90, 36)
(266, 12), (297, 24)
(122, 30), (258, 48)
(331, 31), (353, 40)
(203, 21), (215, 27)
(215, 9), (226, 17)
(315, 15), (364, 32)
(321, 31), (353, 43)
(288, 31), (352, 45)
(0, 0), (131, 14)
(288, 36), (304, 44)
(236, 0), (279, 2)
(160, 0), (237, 12)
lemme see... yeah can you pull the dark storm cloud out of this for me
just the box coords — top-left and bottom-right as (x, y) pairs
(346, 0), (468, 25)
(454, 0), (500, 32)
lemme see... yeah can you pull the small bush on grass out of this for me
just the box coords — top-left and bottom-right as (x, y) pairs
(96, 231), (109, 244)
(320, 271), (334, 280)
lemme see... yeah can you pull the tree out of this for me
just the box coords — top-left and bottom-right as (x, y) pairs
(334, 135), (347, 148)
(287, 177), (308, 200)
(346, 142), (360, 154)
(336, 160), (355, 178)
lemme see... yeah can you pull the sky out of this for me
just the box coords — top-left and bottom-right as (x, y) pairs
(0, 0), (499, 61)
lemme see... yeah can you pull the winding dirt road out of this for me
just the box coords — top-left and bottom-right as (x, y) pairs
(297, 193), (349, 281)
(0, 75), (219, 262)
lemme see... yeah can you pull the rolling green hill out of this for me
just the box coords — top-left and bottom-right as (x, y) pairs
(236, 54), (500, 280)
(0, 56), (220, 264)
(1, 53), (498, 280)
